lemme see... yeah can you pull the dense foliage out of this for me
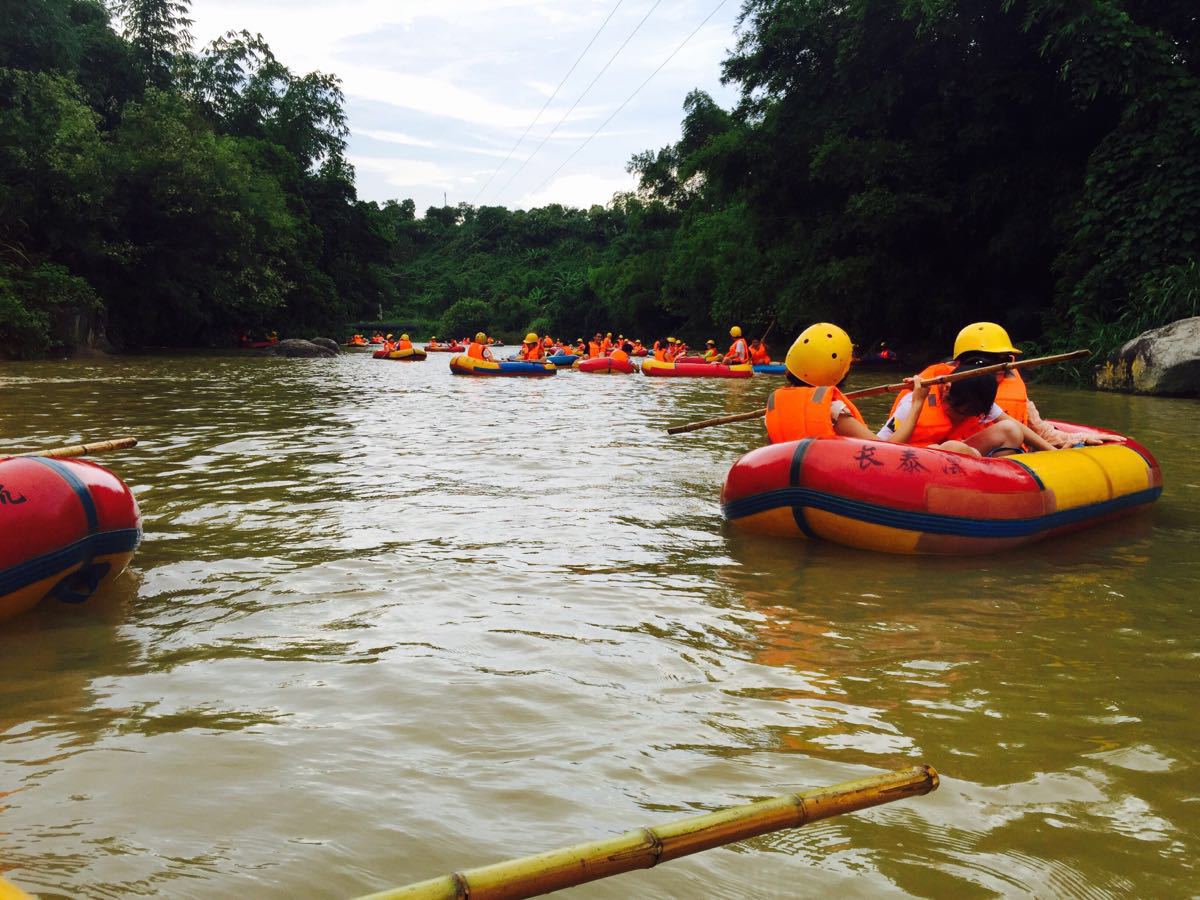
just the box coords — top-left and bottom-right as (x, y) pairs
(1, 0), (1196, 359)
(0, 0), (394, 354)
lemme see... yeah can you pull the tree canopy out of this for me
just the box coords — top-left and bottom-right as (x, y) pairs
(1, 0), (1195, 360)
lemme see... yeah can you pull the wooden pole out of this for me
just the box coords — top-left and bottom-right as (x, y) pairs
(666, 350), (1089, 435)
(14, 437), (138, 459)
(358, 765), (938, 900)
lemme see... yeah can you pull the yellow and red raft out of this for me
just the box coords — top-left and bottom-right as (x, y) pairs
(721, 423), (1161, 554)
(0, 457), (142, 622)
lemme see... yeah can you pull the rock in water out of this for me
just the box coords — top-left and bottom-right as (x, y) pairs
(309, 337), (340, 354)
(270, 339), (337, 358)
(1096, 316), (1200, 395)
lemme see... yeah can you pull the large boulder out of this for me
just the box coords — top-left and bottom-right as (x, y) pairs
(1096, 316), (1200, 395)
(309, 337), (340, 354)
(270, 338), (337, 358)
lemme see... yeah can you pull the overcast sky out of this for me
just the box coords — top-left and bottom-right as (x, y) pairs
(188, 0), (744, 213)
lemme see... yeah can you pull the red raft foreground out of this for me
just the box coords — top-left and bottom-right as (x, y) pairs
(721, 423), (1161, 555)
(577, 356), (636, 374)
(0, 457), (142, 622)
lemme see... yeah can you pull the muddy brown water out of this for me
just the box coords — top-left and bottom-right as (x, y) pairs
(1, 353), (1196, 898)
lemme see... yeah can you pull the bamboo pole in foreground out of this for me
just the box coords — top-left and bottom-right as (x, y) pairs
(666, 349), (1090, 435)
(14, 436), (138, 459)
(359, 764), (939, 900)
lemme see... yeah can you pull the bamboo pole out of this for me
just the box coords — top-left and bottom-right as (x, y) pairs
(666, 350), (1089, 435)
(14, 436), (138, 459)
(359, 765), (939, 900)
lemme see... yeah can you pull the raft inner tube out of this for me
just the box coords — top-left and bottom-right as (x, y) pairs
(449, 355), (557, 377)
(753, 363), (787, 375)
(547, 354), (580, 368)
(0, 456), (142, 622)
(721, 424), (1161, 555)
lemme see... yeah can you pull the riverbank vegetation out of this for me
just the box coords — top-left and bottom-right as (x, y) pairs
(2, 0), (1196, 362)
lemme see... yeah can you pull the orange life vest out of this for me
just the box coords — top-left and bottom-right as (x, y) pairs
(588, 341), (602, 358)
(521, 343), (544, 360)
(888, 363), (956, 417)
(750, 344), (770, 364)
(610, 349), (630, 364)
(727, 338), (749, 363)
(467, 342), (488, 360)
(397, 339), (413, 350)
(996, 371), (1028, 425)
(765, 386), (866, 443)
(654, 348), (668, 362)
(601, 338), (612, 354)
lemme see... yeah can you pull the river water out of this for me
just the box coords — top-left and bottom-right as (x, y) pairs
(0, 352), (1196, 898)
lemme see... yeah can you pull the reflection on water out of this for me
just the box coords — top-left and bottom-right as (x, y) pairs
(0, 355), (1196, 898)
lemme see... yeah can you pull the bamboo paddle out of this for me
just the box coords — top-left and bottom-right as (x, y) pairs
(358, 765), (938, 900)
(15, 437), (138, 459)
(666, 349), (1090, 435)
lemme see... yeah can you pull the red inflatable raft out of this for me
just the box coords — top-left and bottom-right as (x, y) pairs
(0, 457), (142, 622)
(721, 424), (1161, 555)
(577, 356), (636, 374)
(642, 359), (753, 378)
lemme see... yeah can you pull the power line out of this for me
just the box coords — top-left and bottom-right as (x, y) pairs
(488, 0), (666, 205)
(523, 0), (732, 205)
(470, 0), (627, 206)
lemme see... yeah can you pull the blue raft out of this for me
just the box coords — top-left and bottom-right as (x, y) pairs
(753, 363), (787, 375)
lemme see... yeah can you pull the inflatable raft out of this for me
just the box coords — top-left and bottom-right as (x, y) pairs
(547, 354), (580, 368)
(424, 345), (465, 353)
(642, 359), (754, 378)
(577, 356), (636, 374)
(753, 363), (787, 375)
(383, 347), (427, 361)
(721, 424), (1161, 555)
(0, 457), (142, 622)
(449, 355), (556, 377)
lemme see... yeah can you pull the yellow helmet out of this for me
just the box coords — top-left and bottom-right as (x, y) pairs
(667, 337), (676, 343)
(430, 335), (437, 340)
(525, 332), (538, 343)
(386, 333), (393, 339)
(706, 339), (716, 346)
(475, 331), (487, 343)
(785, 323), (853, 386)
(953, 322), (1020, 357)
(730, 325), (743, 338)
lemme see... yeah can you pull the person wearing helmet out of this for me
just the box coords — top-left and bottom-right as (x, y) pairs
(723, 326), (749, 365)
(518, 332), (544, 361)
(703, 339), (719, 362)
(749, 338), (771, 365)
(467, 331), (493, 361)
(766, 324), (913, 443)
(427, 334), (441, 350)
(947, 323), (1126, 448)
(602, 332), (614, 355)
(878, 323), (1058, 456)
(396, 333), (413, 350)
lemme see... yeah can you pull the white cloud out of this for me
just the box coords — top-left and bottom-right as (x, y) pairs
(517, 172), (636, 210)
(189, 0), (742, 209)
(357, 129), (436, 148)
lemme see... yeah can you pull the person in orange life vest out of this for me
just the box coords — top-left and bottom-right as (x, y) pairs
(610, 342), (633, 364)
(948, 322), (1126, 448)
(467, 332), (494, 361)
(653, 340), (670, 362)
(703, 339), (719, 362)
(749, 339), (771, 364)
(723, 326), (750, 364)
(586, 333), (602, 358)
(601, 332), (614, 355)
(395, 333), (413, 350)
(765, 323), (929, 443)
(878, 352), (1057, 456)
(518, 332), (544, 361)
(542, 335), (554, 351)
(427, 335), (442, 349)
(631, 339), (645, 356)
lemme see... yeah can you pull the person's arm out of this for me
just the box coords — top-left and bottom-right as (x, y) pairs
(1028, 400), (1126, 446)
